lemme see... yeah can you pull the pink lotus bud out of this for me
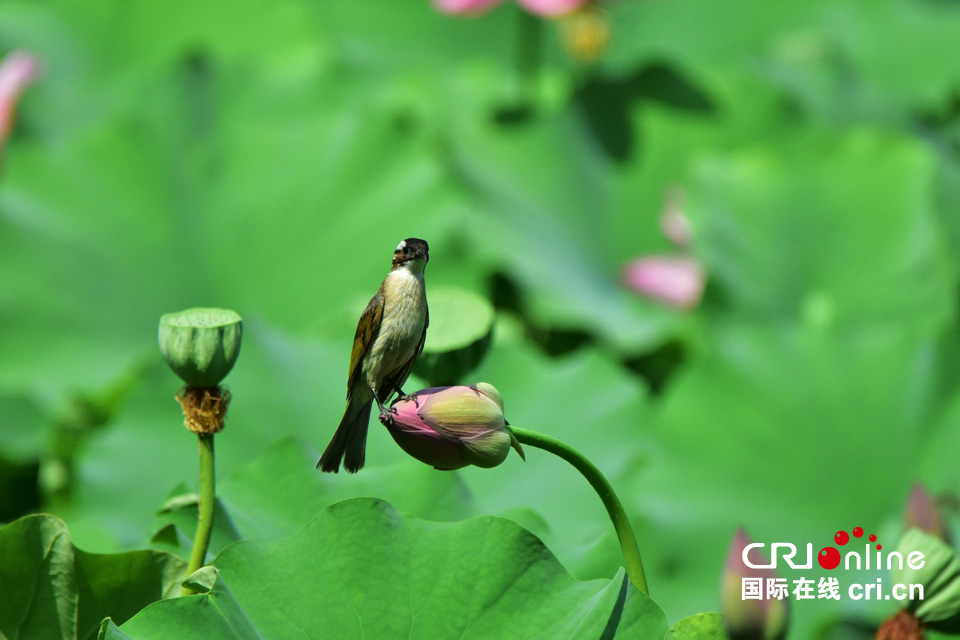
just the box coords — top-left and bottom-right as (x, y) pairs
(659, 187), (692, 248)
(382, 383), (524, 470)
(623, 255), (705, 310)
(722, 528), (789, 640)
(434, 0), (587, 17)
(434, 0), (503, 15)
(905, 483), (949, 543)
(518, 0), (588, 17)
(0, 50), (41, 149)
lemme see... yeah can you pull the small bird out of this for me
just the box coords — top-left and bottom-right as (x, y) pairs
(318, 238), (430, 473)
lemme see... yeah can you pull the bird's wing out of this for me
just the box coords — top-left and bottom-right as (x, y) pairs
(387, 301), (428, 398)
(412, 300), (430, 360)
(346, 286), (384, 399)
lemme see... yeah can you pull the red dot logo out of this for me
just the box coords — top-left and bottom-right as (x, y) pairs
(835, 531), (849, 546)
(853, 527), (864, 538)
(818, 546), (841, 570)
(869, 534), (876, 542)
(877, 544), (882, 550)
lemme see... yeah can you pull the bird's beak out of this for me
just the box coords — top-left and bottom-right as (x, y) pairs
(417, 249), (428, 262)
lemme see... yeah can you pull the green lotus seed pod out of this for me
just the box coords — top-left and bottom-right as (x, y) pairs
(158, 308), (242, 387)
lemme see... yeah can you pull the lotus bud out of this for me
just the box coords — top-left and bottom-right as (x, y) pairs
(434, 0), (501, 15)
(904, 483), (949, 543)
(0, 50), (41, 149)
(434, 0), (588, 17)
(659, 187), (692, 249)
(159, 308), (242, 388)
(623, 256), (705, 311)
(381, 383), (524, 470)
(722, 528), (789, 640)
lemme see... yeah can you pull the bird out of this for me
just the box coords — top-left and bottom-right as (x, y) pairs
(318, 238), (429, 473)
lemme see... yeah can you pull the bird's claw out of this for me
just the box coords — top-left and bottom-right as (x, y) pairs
(378, 409), (396, 427)
(398, 393), (419, 408)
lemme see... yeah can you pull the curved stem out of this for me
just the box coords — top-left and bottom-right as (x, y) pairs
(517, 10), (542, 95)
(508, 426), (649, 595)
(181, 433), (215, 596)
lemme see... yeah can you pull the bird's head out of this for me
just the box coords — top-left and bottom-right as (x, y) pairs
(392, 238), (429, 272)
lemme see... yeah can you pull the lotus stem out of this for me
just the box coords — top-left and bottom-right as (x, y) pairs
(508, 426), (649, 595)
(181, 432), (215, 596)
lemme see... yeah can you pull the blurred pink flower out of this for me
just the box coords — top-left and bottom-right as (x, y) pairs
(659, 187), (692, 248)
(905, 483), (949, 543)
(435, 0), (588, 17)
(0, 50), (41, 149)
(623, 255), (704, 310)
(722, 528), (789, 640)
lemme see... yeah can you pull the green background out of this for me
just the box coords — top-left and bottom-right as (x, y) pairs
(3, 0), (960, 637)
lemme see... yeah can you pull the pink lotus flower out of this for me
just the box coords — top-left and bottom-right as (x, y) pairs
(722, 528), (789, 640)
(659, 187), (692, 249)
(435, 0), (588, 18)
(380, 383), (525, 470)
(623, 186), (706, 310)
(0, 50), (41, 150)
(623, 255), (705, 310)
(905, 483), (948, 543)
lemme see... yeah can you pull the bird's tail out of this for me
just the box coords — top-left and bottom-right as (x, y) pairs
(317, 399), (372, 473)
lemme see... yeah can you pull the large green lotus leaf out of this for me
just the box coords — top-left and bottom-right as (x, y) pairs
(0, 122), (198, 396)
(665, 612), (727, 640)
(0, 514), (183, 640)
(321, 0), (517, 72)
(607, 85), (789, 270)
(196, 61), (469, 339)
(917, 380), (960, 495)
(102, 499), (668, 640)
(454, 111), (683, 354)
(0, 71), (467, 394)
(832, 0), (960, 113)
(641, 320), (945, 636)
(0, 0), (325, 134)
(604, 0), (960, 118)
(0, 395), (46, 519)
(415, 286), (495, 385)
(936, 153), (960, 261)
(0, 393), (47, 462)
(688, 130), (955, 327)
(0, 0), (340, 395)
(603, 0), (824, 85)
(0, 0), (480, 395)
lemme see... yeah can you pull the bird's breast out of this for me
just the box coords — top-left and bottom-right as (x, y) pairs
(363, 270), (426, 379)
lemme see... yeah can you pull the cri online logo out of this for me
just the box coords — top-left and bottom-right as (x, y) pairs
(743, 526), (925, 571)
(818, 527), (879, 570)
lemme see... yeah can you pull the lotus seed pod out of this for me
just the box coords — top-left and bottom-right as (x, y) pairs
(159, 308), (242, 387)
